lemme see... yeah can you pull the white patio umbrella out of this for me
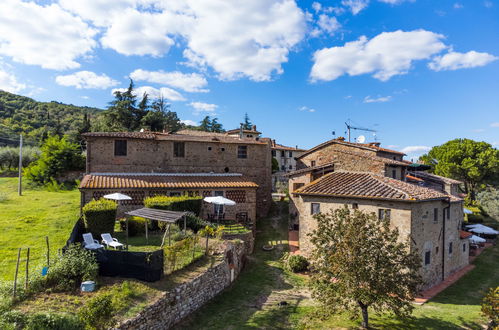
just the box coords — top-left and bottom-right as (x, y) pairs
(103, 193), (132, 201)
(469, 235), (486, 244)
(466, 224), (480, 228)
(468, 224), (499, 235)
(203, 196), (236, 223)
(463, 207), (473, 214)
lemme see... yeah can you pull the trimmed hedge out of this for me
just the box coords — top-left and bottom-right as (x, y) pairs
(144, 195), (203, 231)
(82, 198), (117, 237)
(119, 217), (147, 237)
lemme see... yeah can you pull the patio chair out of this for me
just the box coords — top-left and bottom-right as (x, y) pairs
(101, 233), (124, 250)
(82, 233), (104, 250)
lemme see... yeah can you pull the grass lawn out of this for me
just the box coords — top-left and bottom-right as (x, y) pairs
(176, 201), (496, 329)
(0, 177), (80, 280)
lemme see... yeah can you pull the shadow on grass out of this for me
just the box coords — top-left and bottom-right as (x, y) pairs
(371, 315), (482, 330)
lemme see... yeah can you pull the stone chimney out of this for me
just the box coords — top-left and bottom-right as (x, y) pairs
(252, 125), (257, 131)
(337, 136), (345, 141)
(272, 139), (276, 147)
(369, 142), (381, 147)
(239, 123), (244, 139)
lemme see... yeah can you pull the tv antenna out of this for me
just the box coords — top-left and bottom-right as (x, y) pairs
(345, 121), (377, 142)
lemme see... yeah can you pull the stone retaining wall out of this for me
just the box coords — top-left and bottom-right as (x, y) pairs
(114, 241), (246, 330)
(222, 231), (254, 254)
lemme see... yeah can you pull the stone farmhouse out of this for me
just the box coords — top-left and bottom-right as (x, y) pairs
(288, 137), (469, 290)
(271, 141), (305, 192)
(79, 129), (273, 222)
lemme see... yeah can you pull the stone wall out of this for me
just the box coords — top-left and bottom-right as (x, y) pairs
(86, 137), (272, 217)
(222, 231), (254, 254)
(115, 241), (246, 330)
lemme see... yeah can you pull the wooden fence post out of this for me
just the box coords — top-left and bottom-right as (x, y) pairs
(13, 248), (21, 298)
(25, 248), (30, 290)
(45, 236), (50, 267)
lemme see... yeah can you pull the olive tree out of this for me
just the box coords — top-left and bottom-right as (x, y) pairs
(308, 206), (422, 328)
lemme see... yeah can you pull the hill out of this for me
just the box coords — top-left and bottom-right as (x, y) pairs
(0, 91), (102, 145)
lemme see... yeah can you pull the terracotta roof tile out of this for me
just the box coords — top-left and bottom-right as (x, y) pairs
(271, 143), (306, 152)
(460, 230), (472, 239)
(285, 162), (335, 177)
(406, 174), (424, 182)
(294, 172), (450, 202)
(80, 174), (259, 190)
(297, 138), (405, 159)
(408, 171), (463, 185)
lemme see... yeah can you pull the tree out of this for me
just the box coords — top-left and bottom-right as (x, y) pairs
(272, 157), (279, 173)
(420, 139), (499, 201)
(308, 206), (422, 329)
(481, 286), (498, 329)
(198, 116), (225, 133)
(143, 96), (182, 132)
(24, 135), (85, 185)
(242, 113), (252, 130)
(101, 80), (140, 131)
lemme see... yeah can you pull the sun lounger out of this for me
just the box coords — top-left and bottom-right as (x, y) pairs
(101, 233), (124, 250)
(82, 233), (104, 250)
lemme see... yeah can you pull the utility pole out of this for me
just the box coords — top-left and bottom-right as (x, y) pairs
(18, 135), (22, 196)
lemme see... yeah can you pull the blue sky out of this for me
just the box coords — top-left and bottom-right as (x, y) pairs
(0, 0), (498, 160)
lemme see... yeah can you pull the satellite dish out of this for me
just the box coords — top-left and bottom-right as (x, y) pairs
(357, 135), (366, 143)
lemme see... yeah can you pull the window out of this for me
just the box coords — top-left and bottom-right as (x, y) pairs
(289, 165), (293, 170)
(281, 150), (285, 157)
(446, 207), (450, 219)
(221, 147), (225, 152)
(436, 246), (439, 254)
(378, 209), (391, 221)
(174, 142), (185, 157)
(208, 146), (212, 151)
(281, 165), (285, 171)
(311, 203), (320, 215)
(448, 242), (453, 255)
(392, 170), (396, 179)
(352, 203), (358, 209)
(463, 243), (466, 252)
(424, 251), (431, 265)
(114, 140), (127, 156)
(272, 150), (276, 157)
(311, 160), (316, 167)
(433, 208), (438, 223)
(289, 151), (293, 157)
(293, 183), (304, 191)
(238, 145), (247, 158)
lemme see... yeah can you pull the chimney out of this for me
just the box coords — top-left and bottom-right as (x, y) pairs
(272, 139), (276, 147)
(252, 125), (257, 131)
(369, 142), (381, 147)
(337, 136), (345, 141)
(239, 123), (244, 139)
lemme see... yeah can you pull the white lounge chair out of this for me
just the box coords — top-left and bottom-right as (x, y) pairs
(101, 233), (124, 250)
(82, 233), (104, 250)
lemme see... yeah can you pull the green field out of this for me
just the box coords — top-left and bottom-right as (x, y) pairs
(177, 201), (495, 329)
(0, 177), (80, 280)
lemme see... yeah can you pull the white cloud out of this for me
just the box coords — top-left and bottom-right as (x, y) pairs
(59, 0), (135, 27)
(378, 0), (413, 4)
(491, 122), (499, 128)
(112, 86), (185, 101)
(453, 3), (463, 9)
(484, 1), (493, 8)
(429, 51), (498, 71)
(312, 14), (341, 37)
(312, 2), (322, 12)
(341, 0), (369, 14)
(299, 106), (316, 112)
(363, 95), (392, 103)
(400, 145), (431, 154)
(189, 101), (218, 114)
(0, 69), (25, 93)
(311, 29), (447, 82)
(56, 71), (119, 89)
(181, 119), (197, 126)
(130, 69), (208, 93)
(472, 128), (485, 133)
(0, 0), (96, 70)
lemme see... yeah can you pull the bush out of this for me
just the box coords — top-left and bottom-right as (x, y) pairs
(45, 244), (98, 292)
(145, 195), (202, 218)
(78, 293), (114, 330)
(119, 217), (147, 237)
(0, 146), (40, 170)
(83, 198), (117, 237)
(481, 287), (498, 328)
(286, 254), (309, 273)
(26, 312), (84, 330)
(467, 214), (484, 223)
(179, 214), (210, 233)
(24, 135), (84, 185)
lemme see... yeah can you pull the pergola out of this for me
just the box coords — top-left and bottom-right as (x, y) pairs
(124, 208), (189, 249)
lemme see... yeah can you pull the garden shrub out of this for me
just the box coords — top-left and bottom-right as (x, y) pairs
(144, 195), (202, 230)
(26, 312), (84, 330)
(467, 214), (484, 223)
(83, 198), (117, 237)
(45, 244), (98, 292)
(119, 217), (147, 237)
(24, 136), (84, 186)
(180, 214), (210, 233)
(78, 293), (114, 330)
(481, 286), (498, 328)
(285, 254), (309, 273)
